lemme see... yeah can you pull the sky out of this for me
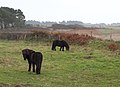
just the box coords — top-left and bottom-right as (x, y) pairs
(0, 0), (120, 24)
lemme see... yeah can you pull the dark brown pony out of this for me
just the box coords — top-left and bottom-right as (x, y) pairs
(51, 40), (69, 51)
(22, 49), (43, 74)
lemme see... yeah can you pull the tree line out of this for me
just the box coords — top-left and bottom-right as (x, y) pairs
(0, 7), (25, 29)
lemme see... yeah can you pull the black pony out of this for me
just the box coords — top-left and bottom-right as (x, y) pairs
(51, 40), (69, 51)
(22, 49), (43, 74)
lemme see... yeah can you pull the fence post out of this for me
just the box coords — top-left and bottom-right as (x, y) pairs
(110, 32), (112, 41)
(90, 31), (93, 37)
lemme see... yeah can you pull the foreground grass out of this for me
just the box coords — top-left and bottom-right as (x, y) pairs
(0, 40), (120, 87)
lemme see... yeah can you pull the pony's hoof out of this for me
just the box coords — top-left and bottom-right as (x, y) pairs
(36, 72), (40, 74)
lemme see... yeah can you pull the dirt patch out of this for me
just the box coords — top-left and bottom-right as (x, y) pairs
(83, 56), (96, 59)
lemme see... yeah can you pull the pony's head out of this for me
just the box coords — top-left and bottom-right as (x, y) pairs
(61, 40), (69, 51)
(65, 44), (69, 51)
(22, 49), (35, 60)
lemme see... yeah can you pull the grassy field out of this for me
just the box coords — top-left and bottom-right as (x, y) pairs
(0, 40), (120, 87)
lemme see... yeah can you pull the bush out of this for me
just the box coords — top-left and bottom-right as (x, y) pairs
(52, 32), (95, 45)
(108, 43), (120, 51)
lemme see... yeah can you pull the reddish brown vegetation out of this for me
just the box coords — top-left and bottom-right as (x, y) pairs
(108, 43), (120, 51)
(52, 32), (95, 45)
(0, 30), (95, 45)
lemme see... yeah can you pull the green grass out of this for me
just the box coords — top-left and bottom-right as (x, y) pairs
(0, 40), (120, 87)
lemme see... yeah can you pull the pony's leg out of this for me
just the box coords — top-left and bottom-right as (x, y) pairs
(33, 64), (35, 72)
(36, 65), (40, 74)
(52, 46), (56, 51)
(60, 47), (62, 51)
(54, 47), (56, 51)
(62, 47), (64, 51)
(39, 64), (42, 74)
(54, 46), (56, 51)
(60, 47), (64, 51)
(36, 62), (42, 74)
(28, 63), (31, 72)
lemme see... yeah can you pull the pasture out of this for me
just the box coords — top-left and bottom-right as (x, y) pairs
(0, 40), (120, 87)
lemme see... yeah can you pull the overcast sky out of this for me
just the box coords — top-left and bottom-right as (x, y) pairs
(0, 0), (120, 24)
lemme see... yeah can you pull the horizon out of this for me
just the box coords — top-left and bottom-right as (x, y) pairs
(1, 0), (120, 24)
(26, 20), (120, 25)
